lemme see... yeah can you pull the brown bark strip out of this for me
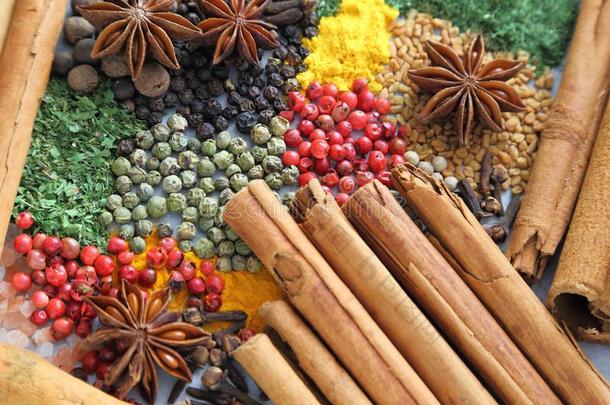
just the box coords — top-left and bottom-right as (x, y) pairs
(223, 180), (438, 405)
(0, 0), (68, 255)
(344, 180), (558, 405)
(292, 180), (494, 405)
(548, 100), (610, 342)
(0, 1), (15, 55)
(233, 334), (321, 405)
(260, 301), (371, 405)
(505, 0), (610, 281)
(392, 163), (610, 404)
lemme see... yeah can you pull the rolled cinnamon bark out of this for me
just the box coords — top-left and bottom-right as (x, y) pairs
(505, 0), (610, 281)
(548, 101), (610, 342)
(343, 180), (558, 405)
(392, 164), (610, 404)
(292, 180), (494, 405)
(233, 334), (321, 405)
(259, 301), (371, 405)
(0, 1), (15, 54)
(0, 0), (68, 255)
(223, 180), (437, 405)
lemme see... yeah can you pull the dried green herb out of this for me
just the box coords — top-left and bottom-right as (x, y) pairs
(13, 79), (146, 248)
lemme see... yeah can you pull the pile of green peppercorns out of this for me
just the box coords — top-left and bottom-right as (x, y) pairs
(100, 113), (295, 272)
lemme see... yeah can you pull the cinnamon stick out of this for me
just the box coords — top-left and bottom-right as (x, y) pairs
(233, 334), (321, 405)
(505, 0), (610, 281)
(343, 180), (559, 405)
(223, 180), (437, 405)
(259, 301), (371, 405)
(548, 101), (610, 342)
(0, 0), (68, 255)
(292, 180), (494, 404)
(392, 164), (610, 404)
(0, 1), (15, 54)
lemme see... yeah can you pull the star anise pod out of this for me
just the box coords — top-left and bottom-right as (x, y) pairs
(197, 0), (280, 65)
(79, 0), (202, 79)
(408, 35), (526, 145)
(80, 280), (209, 403)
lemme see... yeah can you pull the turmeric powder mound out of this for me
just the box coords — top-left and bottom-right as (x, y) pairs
(297, 0), (398, 93)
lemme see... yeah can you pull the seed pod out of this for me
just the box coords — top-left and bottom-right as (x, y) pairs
(219, 188), (235, 206)
(246, 256), (263, 273)
(147, 196), (168, 218)
(214, 176), (230, 191)
(197, 157), (216, 177)
(159, 157), (180, 176)
(135, 220), (153, 237)
(135, 130), (155, 149)
(179, 240), (192, 252)
(265, 172), (283, 190)
(216, 131), (232, 150)
(269, 115), (290, 137)
(234, 239), (251, 256)
(281, 165), (299, 185)
(266, 138), (286, 156)
(228, 138), (247, 155)
(250, 124), (271, 145)
(111, 157), (131, 176)
(146, 171), (162, 186)
(201, 139), (218, 157)
(198, 217), (215, 232)
(218, 240), (235, 257)
(230, 173), (249, 192)
(262, 155), (283, 174)
(120, 224), (135, 240)
(199, 197), (218, 218)
(128, 166), (147, 184)
(157, 223), (173, 238)
(152, 123), (171, 141)
(236, 152), (255, 171)
(152, 142), (172, 160)
(213, 150), (235, 170)
(167, 114), (188, 132)
(207, 227), (225, 245)
(199, 177), (215, 194)
(99, 211), (113, 227)
(132, 204), (149, 220)
(216, 256), (232, 272)
(194, 237), (215, 259)
(130, 149), (148, 167)
(113, 207), (132, 224)
(163, 175), (183, 193)
(247, 165), (264, 179)
(169, 132), (188, 152)
(146, 156), (160, 171)
(251, 145), (268, 162)
(167, 193), (187, 212)
(105, 194), (123, 211)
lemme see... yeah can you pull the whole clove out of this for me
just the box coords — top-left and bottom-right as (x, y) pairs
(484, 196), (522, 243)
(217, 383), (263, 405)
(264, 8), (304, 26)
(491, 175), (505, 216)
(214, 320), (246, 343)
(168, 363), (199, 403)
(479, 151), (493, 196)
(186, 387), (233, 405)
(189, 346), (210, 367)
(481, 196), (503, 215)
(209, 348), (226, 367)
(222, 334), (242, 355)
(226, 359), (250, 394)
(202, 366), (226, 389)
(457, 179), (484, 219)
(264, 0), (302, 14)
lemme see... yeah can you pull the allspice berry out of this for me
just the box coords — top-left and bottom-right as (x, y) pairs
(63, 16), (95, 45)
(134, 62), (170, 98)
(101, 54), (130, 78)
(52, 51), (74, 76)
(71, 0), (102, 16)
(73, 38), (98, 65)
(67, 65), (99, 93)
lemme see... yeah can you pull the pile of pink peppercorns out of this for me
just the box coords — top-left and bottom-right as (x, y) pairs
(280, 78), (409, 205)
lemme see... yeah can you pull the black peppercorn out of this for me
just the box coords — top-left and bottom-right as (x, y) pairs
(305, 26), (319, 38)
(191, 98), (205, 114)
(177, 3), (189, 14)
(298, 45), (310, 58)
(254, 96), (270, 111)
(148, 111), (164, 126)
(273, 98), (288, 112)
(223, 78), (236, 92)
(112, 77), (135, 100)
(196, 122), (216, 140)
(236, 112), (258, 133)
(279, 36), (289, 47)
(238, 83), (249, 97)
(265, 60), (280, 74)
(164, 92), (179, 107)
(240, 74), (254, 86)
(188, 113), (205, 128)
(283, 25), (299, 39)
(135, 105), (150, 120)
(212, 66), (229, 79)
(134, 95), (147, 106)
(208, 79), (224, 96)
(263, 86), (279, 100)
(227, 91), (241, 106)
(279, 65), (296, 79)
(247, 86), (261, 98)
(193, 53), (209, 69)
(268, 73), (283, 87)
(117, 139), (134, 156)
(281, 78), (300, 93)
(238, 98), (255, 113)
(176, 104), (191, 118)
(171, 76), (186, 92)
(272, 47), (288, 60)
(222, 105), (239, 120)
(258, 109), (275, 125)
(213, 116), (229, 131)
(206, 99), (223, 117)
(302, 11), (318, 27)
(187, 76), (202, 90)
(148, 97), (165, 112)
(250, 64), (264, 77)
(197, 68), (212, 82)
(253, 76), (266, 88)
(195, 85), (211, 100)
(120, 99), (136, 113)
(186, 12), (200, 25)
(295, 64), (307, 74)
(178, 88), (195, 105)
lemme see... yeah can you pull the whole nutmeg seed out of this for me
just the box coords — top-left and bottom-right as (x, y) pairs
(202, 366), (225, 389)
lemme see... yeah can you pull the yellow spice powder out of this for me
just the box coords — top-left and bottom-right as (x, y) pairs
(297, 0), (398, 93)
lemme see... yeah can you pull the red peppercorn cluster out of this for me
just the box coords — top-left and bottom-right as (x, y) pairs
(281, 78), (409, 205)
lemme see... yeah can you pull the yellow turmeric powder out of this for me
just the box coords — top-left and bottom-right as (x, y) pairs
(128, 230), (285, 331)
(297, 0), (398, 93)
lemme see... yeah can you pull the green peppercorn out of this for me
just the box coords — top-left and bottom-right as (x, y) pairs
(207, 227), (225, 245)
(262, 155), (283, 174)
(247, 165), (264, 179)
(146, 171), (162, 186)
(147, 196), (168, 218)
(251, 146), (268, 163)
(266, 138), (286, 156)
(129, 236), (146, 254)
(122, 192), (140, 209)
(180, 170), (197, 189)
(213, 150), (234, 170)
(120, 224), (135, 240)
(163, 175), (182, 193)
(201, 139), (217, 157)
(167, 193), (187, 212)
(194, 237), (215, 259)
(111, 157), (131, 176)
(146, 156), (160, 171)
(152, 123), (171, 141)
(106, 194), (123, 211)
(229, 173), (249, 192)
(224, 226), (239, 242)
(135, 219), (153, 237)
(134, 184), (152, 204)
(251, 124), (271, 145)
(231, 254), (247, 271)
(199, 197), (218, 218)
(113, 206), (131, 224)
(269, 116), (290, 137)
(282, 191), (296, 206)
(219, 188), (235, 206)
(225, 164), (242, 178)
(182, 206), (199, 223)
(265, 172), (283, 190)
(281, 165), (299, 185)
(179, 240), (192, 252)
(214, 206), (224, 226)
(152, 142), (172, 160)
(178, 151), (199, 171)
(235, 239), (252, 256)
(236, 152), (255, 171)
(187, 138), (201, 153)
(246, 256), (263, 273)
(216, 131), (231, 150)
(132, 204), (148, 220)
(128, 166), (147, 184)
(187, 188), (206, 207)
(115, 175), (133, 195)
(197, 158), (216, 177)
(228, 138), (247, 155)
(130, 149), (148, 167)
(167, 114), (188, 132)
(169, 132), (188, 152)
(177, 222), (196, 240)
(135, 130), (154, 150)
(99, 211), (113, 227)
(157, 223), (173, 238)
(198, 217), (215, 232)
(214, 177), (230, 191)
(218, 240), (235, 257)
(159, 157), (180, 176)
(199, 177), (215, 194)
(216, 256), (232, 272)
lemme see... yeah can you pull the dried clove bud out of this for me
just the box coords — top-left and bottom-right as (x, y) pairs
(479, 151), (493, 196)
(264, 8), (303, 25)
(264, 0), (301, 14)
(205, 337), (218, 350)
(222, 334), (242, 355)
(183, 307), (205, 326)
(190, 346), (210, 367)
(484, 224), (507, 242)
(481, 196), (503, 215)
(202, 366), (225, 389)
(187, 387), (232, 405)
(209, 348), (225, 366)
